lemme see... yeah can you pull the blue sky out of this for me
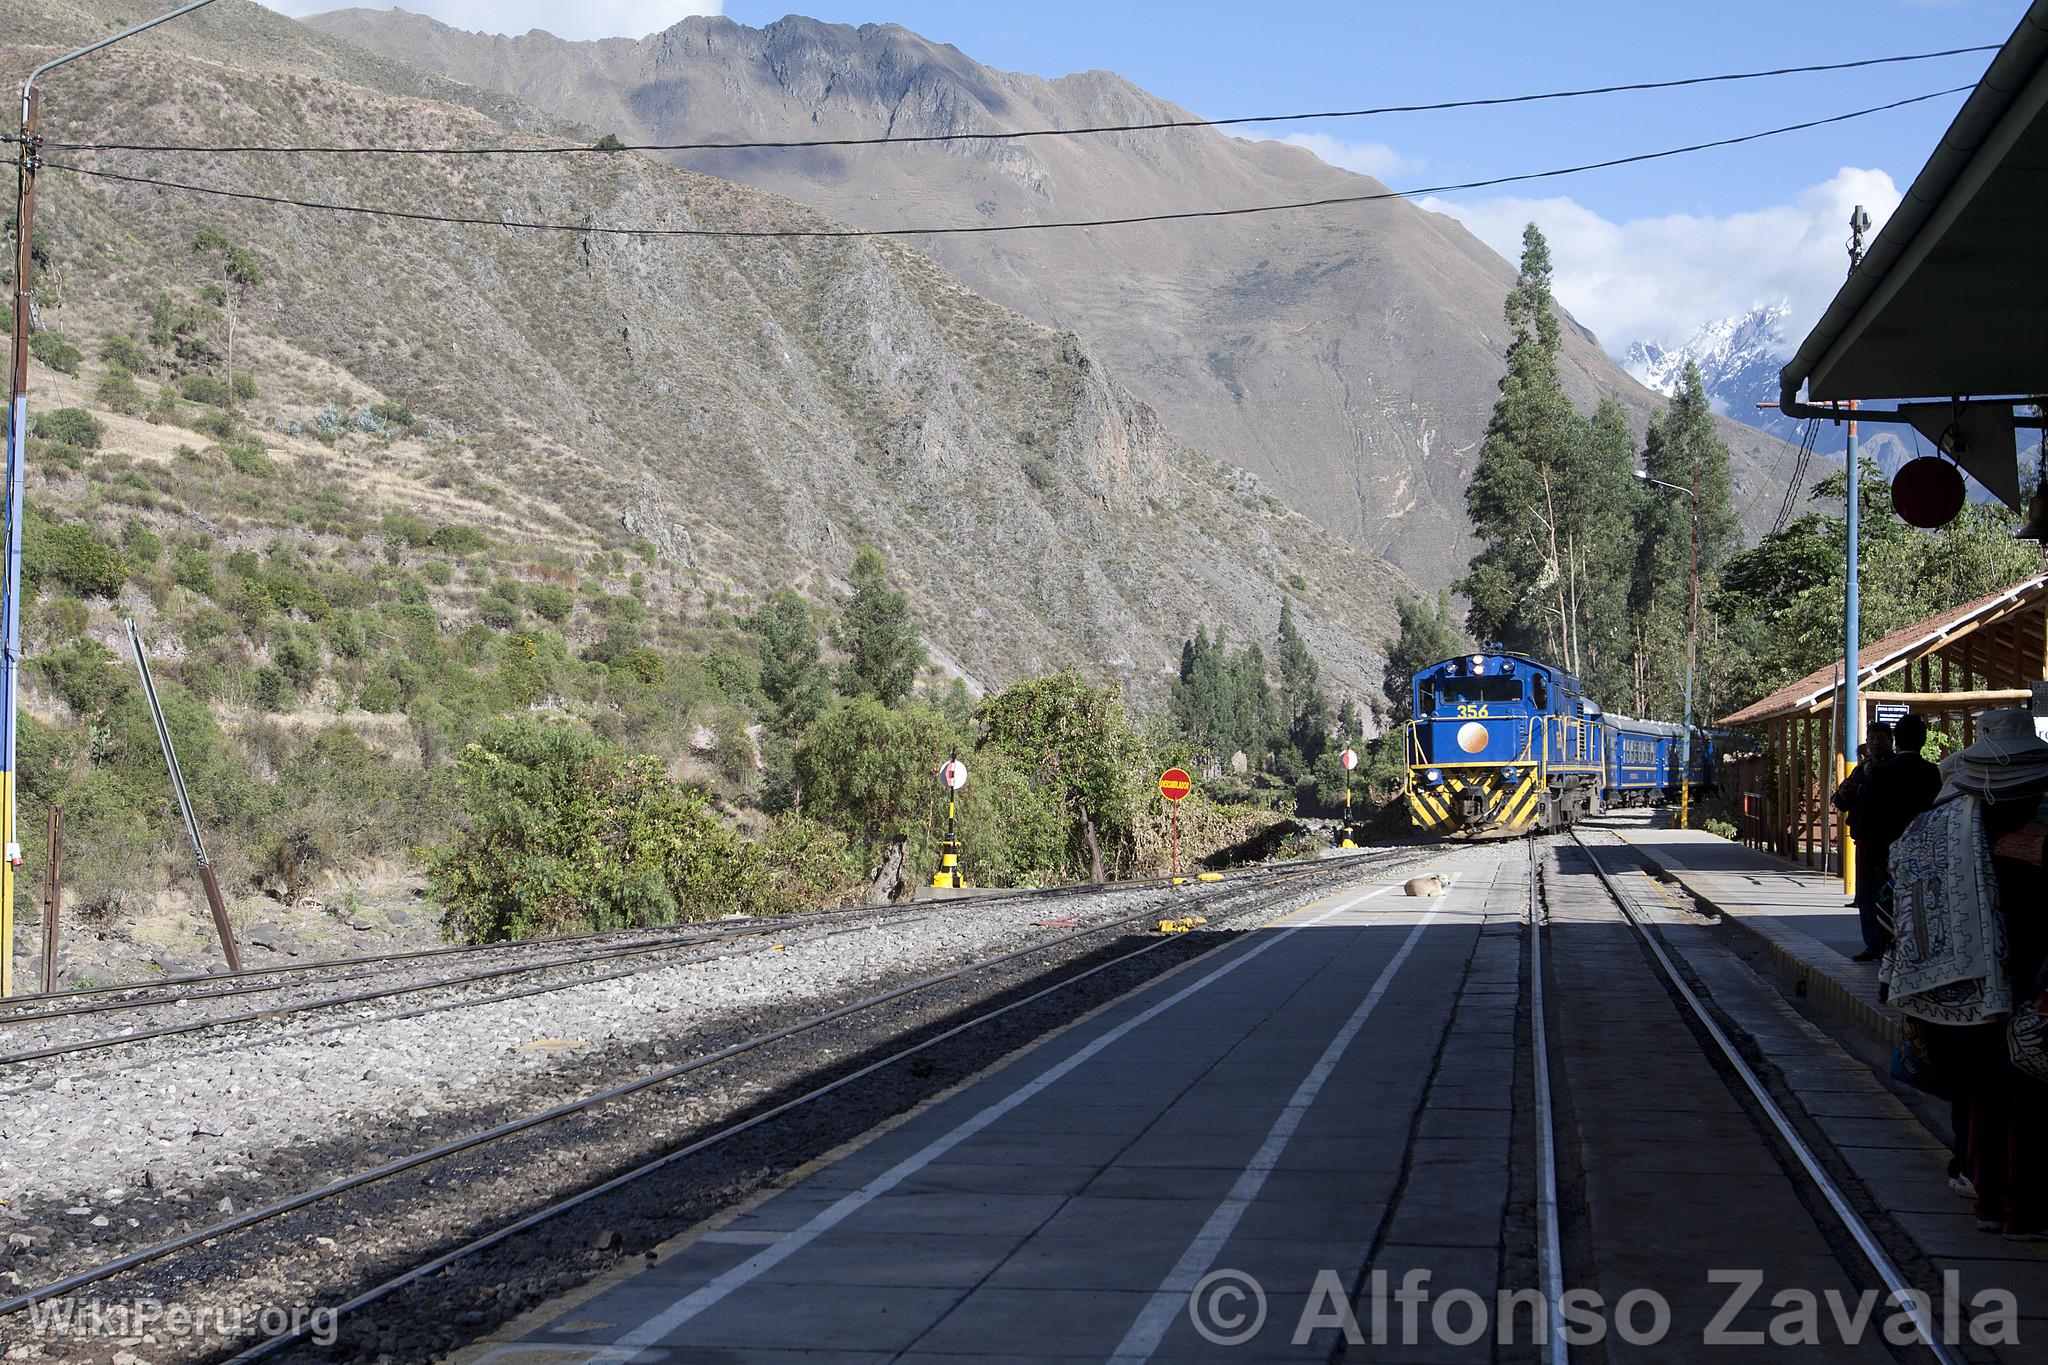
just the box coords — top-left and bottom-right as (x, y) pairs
(270, 1), (2020, 354)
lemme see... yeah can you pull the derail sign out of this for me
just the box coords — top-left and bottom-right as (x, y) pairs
(1159, 767), (1192, 802)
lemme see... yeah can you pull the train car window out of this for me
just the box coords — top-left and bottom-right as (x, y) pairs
(1435, 677), (1523, 708)
(1532, 675), (1549, 709)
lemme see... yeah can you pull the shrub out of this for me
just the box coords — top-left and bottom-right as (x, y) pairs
(33, 638), (126, 716)
(252, 665), (293, 712)
(358, 674), (402, 713)
(380, 511), (433, 548)
(224, 440), (275, 478)
(272, 628), (320, 689)
(94, 370), (143, 415)
(30, 408), (103, 449)
(30, 595), (89, 646)
(171, 543), (215, 595)
(122, 523), (163, 569)
(528, 582), (574, 623)
(326, 611), (366, 660)
(421, 560), (454, 586)
(99, 334), (149, 374)
(428, 524), (489, 555)
(478, 594), (519, 630)
(36, 440), (86, 474)
(23, 519), (128, 599)
(368, 400), (414, 430)
(430, 717), (774, 942)
(29, 332), (81, 375)
(189, 412), (236, 441)
(231, 370), (257, 401)
(177, 374), (233, 407)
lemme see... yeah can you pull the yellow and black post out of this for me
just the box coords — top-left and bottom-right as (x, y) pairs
(932, 753), (966, 889)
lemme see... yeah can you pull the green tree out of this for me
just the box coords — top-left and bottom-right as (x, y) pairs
(747, 589), (829, 735)
(190, 228), (262, 400)
(1364, 592), (1465, 791)
(1626, 361), (1739, 718)
(1568, 396), (1641, 699)
(1457, 223), (1593, 661)
(1170, 625), (1273, 770)
(835, 545), (925, 705)
(794, 697), (951, 849)
(1274, 601), (1330, 770)
(1713, 459), (2042, 707)
(977, 672), (1139, 883)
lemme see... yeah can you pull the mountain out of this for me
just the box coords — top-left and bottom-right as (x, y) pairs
(1626, 301), (1925, 500)
(1, 0), (1415, 706)
(303, 8), (1805, 581)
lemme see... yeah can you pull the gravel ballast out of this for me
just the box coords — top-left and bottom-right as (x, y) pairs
(0, 853), (1436, 1362)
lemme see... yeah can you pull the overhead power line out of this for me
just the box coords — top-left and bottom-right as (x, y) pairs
(38, 86), (1973, 241)
(32, 44), (1998, 157)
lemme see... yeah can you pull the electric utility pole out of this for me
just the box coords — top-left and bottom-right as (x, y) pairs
(1839, 205), (1869, 893)
(2, 0), (220, 996)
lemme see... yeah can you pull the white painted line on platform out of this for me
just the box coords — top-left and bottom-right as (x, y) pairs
(576, 881), (1401, 1363)
(1105, 875), (1459, 1364)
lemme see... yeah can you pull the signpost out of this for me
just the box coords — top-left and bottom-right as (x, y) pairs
(931, 754), (968, 889)
(1159, 767), (1191, 875)
(1339, 746), (1359, 848)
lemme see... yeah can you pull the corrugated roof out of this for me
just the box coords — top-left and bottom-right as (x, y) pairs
(1719, 572), (2048, 727)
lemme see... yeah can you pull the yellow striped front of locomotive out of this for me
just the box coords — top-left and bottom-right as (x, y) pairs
(1408, 761), (1543, 838)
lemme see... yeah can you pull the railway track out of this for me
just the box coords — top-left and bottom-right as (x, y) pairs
(1529, 826), (1966, 1364)
(2, 844), (1437, 1363)
(1, 853), (1414, 1076)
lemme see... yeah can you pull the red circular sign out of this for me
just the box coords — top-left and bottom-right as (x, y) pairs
(1891, 457), (1966, 529)
(939, 759), (969, 791)
(1159, 768), (1192, 802)
(1340, 747), (1359, 771)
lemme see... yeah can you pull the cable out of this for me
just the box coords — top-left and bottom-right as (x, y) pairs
(1771, 418), (1819, 537)
(41, 86), (1972, 241)
(36, 44), (1998, 157)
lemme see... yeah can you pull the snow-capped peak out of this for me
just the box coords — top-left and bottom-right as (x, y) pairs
(1622, 300), (1791, 400)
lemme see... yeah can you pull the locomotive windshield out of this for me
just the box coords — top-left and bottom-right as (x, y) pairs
(1433, 676), (1524, 709)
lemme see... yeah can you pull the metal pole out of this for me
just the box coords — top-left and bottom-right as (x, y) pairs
(39, 803), (58, 993)
(126, 620), (241, 971)
(1679, 459), (1699, 830)
(1840, 206), (1868, 895)
(0, 0), (223, 992)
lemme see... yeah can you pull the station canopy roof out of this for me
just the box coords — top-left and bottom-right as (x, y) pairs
(1720, 571), (2048, 727)
(1779, 2), (2048, 405)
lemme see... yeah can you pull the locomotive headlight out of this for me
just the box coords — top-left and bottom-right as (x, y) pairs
(1500, 765), (1519, 781)
(1424, 768), (1443, 785)
(1501, 660), (1516, 674)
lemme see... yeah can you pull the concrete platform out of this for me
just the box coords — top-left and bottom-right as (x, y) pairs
(460, 855), (1518, 1362)
(1606, 825), (1899, 1045)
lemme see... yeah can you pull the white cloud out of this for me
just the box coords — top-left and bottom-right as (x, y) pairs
(1273, 131), (1419, 181)
(1421, 166), (1904, 357)
(260, 2), (719, 42)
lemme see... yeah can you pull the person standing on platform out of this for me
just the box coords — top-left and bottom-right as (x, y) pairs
(1884, 711), (2048, 1241)
(1849, 714), (1942, 961)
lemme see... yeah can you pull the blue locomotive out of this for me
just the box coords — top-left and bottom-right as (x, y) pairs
(1404, 652), (1717, 838)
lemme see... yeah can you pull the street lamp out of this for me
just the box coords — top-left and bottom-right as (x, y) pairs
(3, 0), (220, 995)
(1634, 466), (1700, 830)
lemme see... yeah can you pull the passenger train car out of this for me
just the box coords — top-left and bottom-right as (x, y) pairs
(1405, 652), (1719, 838)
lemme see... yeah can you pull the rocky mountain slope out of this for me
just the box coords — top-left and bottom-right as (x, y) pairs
(307, 8), (1806, 579)
(3, 0), (1416, 706)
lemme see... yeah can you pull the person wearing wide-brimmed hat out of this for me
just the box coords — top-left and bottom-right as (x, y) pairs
(1885, 710), (2048, 1241)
